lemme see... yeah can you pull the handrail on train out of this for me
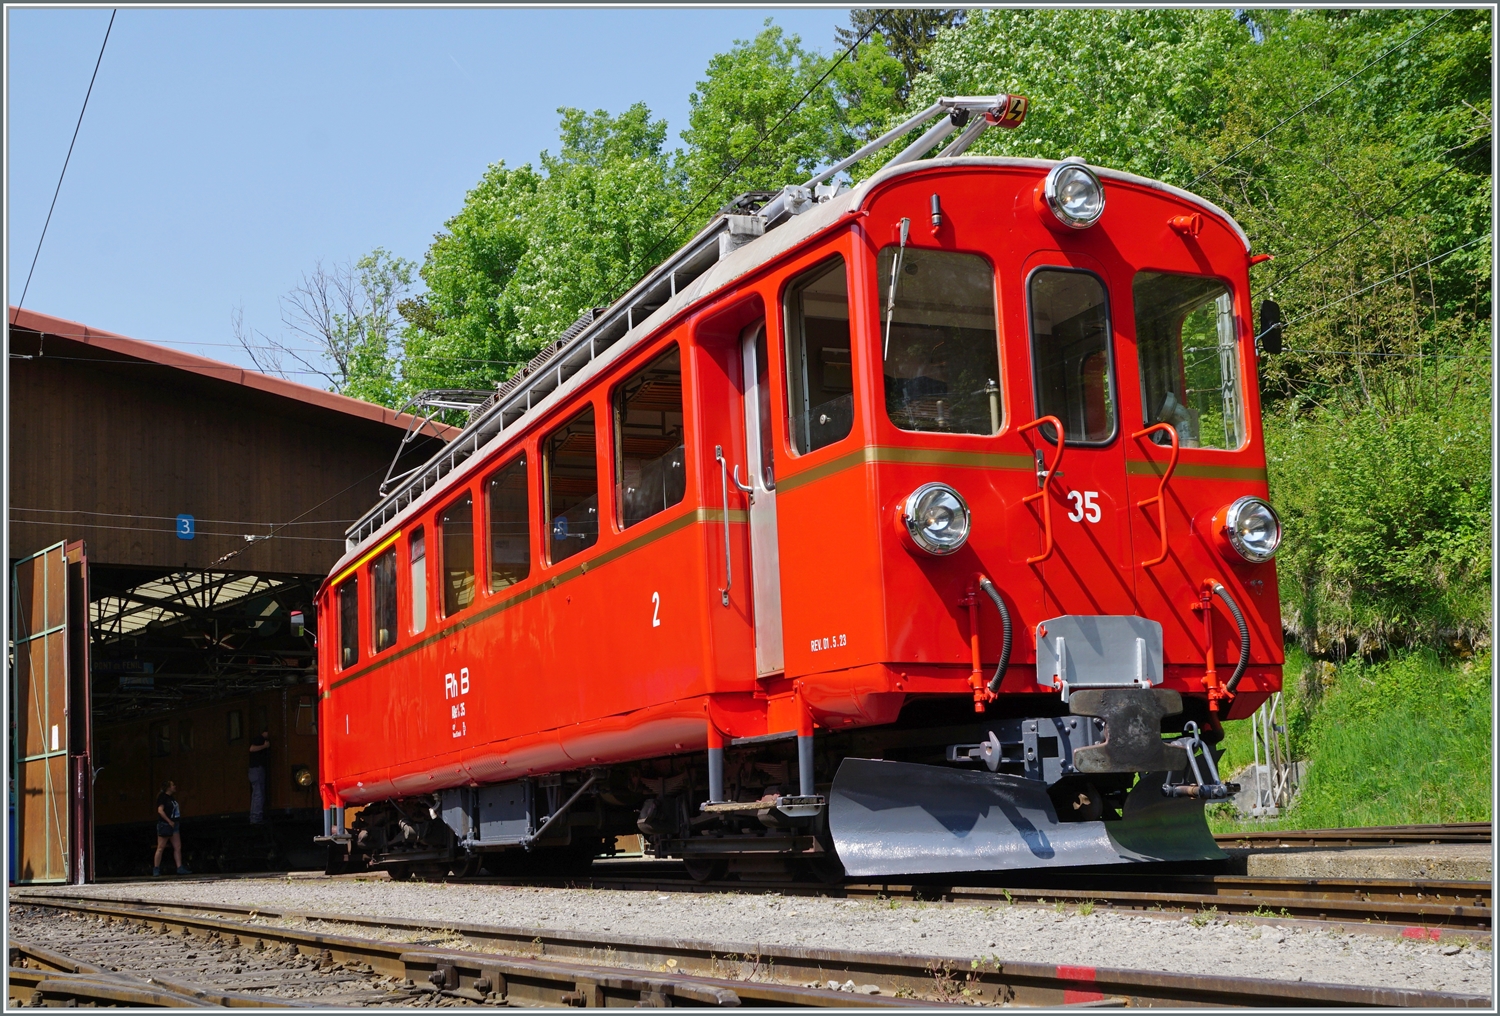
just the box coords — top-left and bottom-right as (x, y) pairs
(347, 94), (1029, 552)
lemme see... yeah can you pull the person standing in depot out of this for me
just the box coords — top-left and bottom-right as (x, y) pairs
(153, 780), (190, 876)
(248, 729), (271, 824)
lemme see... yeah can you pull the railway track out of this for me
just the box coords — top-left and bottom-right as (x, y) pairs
(9, 894), (1490, 1008)
(1213, 822), (1493, 848)
(436, 862), (1492, 934)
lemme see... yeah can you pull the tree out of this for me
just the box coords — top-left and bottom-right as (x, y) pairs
(234, 248), (415, 404)
(399, 103), (688, 395)
(910, 8), (1250, 183)
(679, 22), (904, 206)
(836, 8), (964, 100)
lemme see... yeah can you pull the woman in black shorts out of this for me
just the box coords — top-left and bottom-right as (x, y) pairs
(153, 780), (190, 876)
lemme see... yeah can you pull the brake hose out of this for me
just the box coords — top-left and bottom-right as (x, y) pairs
(1211, 582), (1251, 695)
(977, 577), (1013, 693)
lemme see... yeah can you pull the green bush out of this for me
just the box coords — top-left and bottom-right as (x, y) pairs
(1265, 379), (1491, 657)
(1213, 648), (1491, 830)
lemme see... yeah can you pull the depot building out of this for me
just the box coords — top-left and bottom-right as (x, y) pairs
(7, 307), (454, 882)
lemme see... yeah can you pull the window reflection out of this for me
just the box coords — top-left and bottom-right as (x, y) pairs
(615, 348), (686, 528)
(785, 257), (854, 453)
(1134, 272), (1243, 449)
(879, 248), (1001, 435)
(488, 456), (531, 589)
(440, 493), (476, 616)
(1029, 269), (1115, 443)
(546, 407), (600, 563)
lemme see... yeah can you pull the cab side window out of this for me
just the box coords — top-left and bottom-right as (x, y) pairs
(546, 406), (600, 563)
(879, 248), (1001, 435)
(1029, 268), (1115, 444)
(487, 455), (531, 590)
(337, 577), (359, 669)
(440, 493), (476, 616)
(371, 546), (397, 653)
(784, 256), (853, 454)
(615, 347), (686, 528)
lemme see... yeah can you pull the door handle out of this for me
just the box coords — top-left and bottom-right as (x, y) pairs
(731, 464), (755, 503)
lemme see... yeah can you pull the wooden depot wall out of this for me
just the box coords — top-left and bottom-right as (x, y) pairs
(8, 321), (449, 576)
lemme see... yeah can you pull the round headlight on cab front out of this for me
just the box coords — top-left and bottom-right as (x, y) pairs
(1221, 496), (1281, 563)
(292, 765), (314, 789)
(902, 483), (971, 556)
(1043, 157), (1105, 229)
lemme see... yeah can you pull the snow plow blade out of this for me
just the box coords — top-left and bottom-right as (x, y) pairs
(829, 758), (1225, 878)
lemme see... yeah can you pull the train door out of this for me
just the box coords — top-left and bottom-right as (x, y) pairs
(738, 321), (784, 676)
(1123, 271), (1283, 683)
(1023, 255), (1140, 619)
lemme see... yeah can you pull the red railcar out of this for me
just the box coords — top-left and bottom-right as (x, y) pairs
(317, 95), (1285, 880)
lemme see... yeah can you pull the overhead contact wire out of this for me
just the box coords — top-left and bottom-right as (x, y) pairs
(1189, 9), (1457, 187)
(613, 14), (886, 297)
(12, 9), (117, 330)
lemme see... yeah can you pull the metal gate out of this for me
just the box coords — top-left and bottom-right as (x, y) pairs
(10, 541), (91, 883)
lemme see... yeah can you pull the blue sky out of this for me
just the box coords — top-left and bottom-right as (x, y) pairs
(6, 7), (852, 378)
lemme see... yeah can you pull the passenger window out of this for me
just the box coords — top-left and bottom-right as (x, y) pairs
(784, 256), (854, 453)
(1133, 272), (1243, 449)
(487, 455), (531, 590)
(545, 406), (599, 563)
(879, 248), (1001, 435)
(409, 527), (427, 633)
(615, 347), (686, 528)
(337, 577), (359, 669)
(1029, 269), (1115, 443)
(440, 493), (476, 616)
(371, 545), (397, 653)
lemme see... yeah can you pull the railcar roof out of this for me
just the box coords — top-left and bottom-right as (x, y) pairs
(330, 157), (1249, 580)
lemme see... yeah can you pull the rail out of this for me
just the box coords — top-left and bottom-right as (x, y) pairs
(11, 894), (1489, 1008)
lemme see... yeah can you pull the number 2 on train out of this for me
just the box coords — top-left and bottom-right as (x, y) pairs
(1067, 490), (1101, 523)
(651, 591), (661, 628)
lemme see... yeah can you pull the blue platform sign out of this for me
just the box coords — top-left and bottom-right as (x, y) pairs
(176, 514), (195, 540)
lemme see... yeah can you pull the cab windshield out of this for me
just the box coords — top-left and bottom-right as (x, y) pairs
(1133, 272), (1243, 449)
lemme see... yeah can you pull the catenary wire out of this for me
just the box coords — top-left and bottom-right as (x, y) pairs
(1189, 9), (1457, 187)
(1252, 145), (1489, 297)
(10, 507), (354, 528)
(7, 518), (344, 542)
(612, 14), (886, 296)
(213, 462), (400, 565)
(1281, 234), (1491, 326)
(11, 9), (117, 329)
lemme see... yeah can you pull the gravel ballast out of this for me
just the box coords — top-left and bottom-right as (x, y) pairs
(26, 878), (1493, 998)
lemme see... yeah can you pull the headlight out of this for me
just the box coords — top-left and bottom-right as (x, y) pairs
(1221, 497), (1281, 563)
(1043, 158), (1105, 229)
(901, 483), (971, 556)
(292, 765), (314, 789)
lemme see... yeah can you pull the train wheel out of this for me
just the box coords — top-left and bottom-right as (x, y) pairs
(683, 859), (727, 883)
(451, 855), (483, 878)
(386, 863), (412, 882)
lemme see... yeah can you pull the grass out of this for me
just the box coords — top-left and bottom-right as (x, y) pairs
(1209, 646), (1492, 832)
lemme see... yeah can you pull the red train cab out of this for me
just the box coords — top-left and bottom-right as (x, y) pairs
(317, 95), (1284, 880)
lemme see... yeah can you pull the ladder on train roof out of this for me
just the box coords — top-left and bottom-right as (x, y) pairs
(349, 93), (1029, 550)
